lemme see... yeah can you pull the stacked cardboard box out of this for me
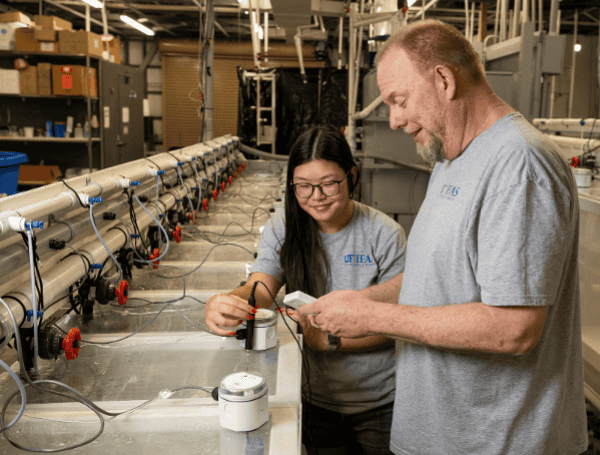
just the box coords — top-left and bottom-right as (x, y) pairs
(37, 63), (53, 95)
(108, 37), (122, 64)
(0, 12), (34, 27)
(58, 30), (103, 58)
(34, 15), (72, 41)
(19, 66), (38, 95)
(52, 65), (97, 97)
(14, 28), (37, 53)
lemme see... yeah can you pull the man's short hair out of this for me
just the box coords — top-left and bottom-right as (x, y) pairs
(375, 20), (486, 85)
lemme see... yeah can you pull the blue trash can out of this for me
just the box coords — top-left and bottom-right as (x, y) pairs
(0, 152), (28, 196)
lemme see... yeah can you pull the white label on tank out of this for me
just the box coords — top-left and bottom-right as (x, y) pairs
(103, 106), (110, 129)
(122, 107), (129, 123)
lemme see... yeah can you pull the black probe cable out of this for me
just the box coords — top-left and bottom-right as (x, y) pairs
(152, 240), (255, 280)
(0, 299), (214, 452)
(0, 299), (118, 453)
(253, 281), (312, 400)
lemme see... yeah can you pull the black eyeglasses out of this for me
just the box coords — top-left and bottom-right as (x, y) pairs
(291, 171), (351, 199)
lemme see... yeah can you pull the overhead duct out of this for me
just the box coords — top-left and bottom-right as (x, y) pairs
(270, 0), (314, 43)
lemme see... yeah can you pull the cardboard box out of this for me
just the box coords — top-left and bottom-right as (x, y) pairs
(37, 62), (52, 95)
(52, 65), (97, 97)
(14, 27), (37, 53)
(37, 40), (58, 54)
(19, 65), (37, 95)
(34, 15), (72, 41)
(18, 165), (62, 185)
(58, 30), (102, 57)
(108, 37), (121, 64)
(0, 69), (20, 94)
(0, 12), (34, 27)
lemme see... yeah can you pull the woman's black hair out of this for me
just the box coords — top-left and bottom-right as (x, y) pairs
(280, 125), (360, 297)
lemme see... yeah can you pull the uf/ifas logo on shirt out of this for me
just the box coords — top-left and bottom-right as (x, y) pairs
(440, 184), (460, 199)
(344, 254), (375, 266)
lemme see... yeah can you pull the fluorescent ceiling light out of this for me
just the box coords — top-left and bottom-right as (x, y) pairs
(120, 15), (155, 36)
(81, 0), (103, 8)
(574, 40), (581, 52)
(407, 0), (418, 6)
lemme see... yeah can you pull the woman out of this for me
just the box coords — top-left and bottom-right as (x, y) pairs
(205, 125), (406, 455)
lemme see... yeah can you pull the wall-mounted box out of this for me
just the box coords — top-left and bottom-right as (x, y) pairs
(541, 34), (567, 75)
(58, 30), (102, 57)
(52, 65), (97, 97)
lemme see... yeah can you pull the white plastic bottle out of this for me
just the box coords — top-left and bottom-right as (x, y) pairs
(83, 117), (90, 138)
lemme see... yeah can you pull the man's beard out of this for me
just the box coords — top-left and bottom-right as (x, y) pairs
(416, 131), (445, 165)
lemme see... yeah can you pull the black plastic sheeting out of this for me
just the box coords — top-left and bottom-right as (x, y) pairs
(237, 67), (349, 156)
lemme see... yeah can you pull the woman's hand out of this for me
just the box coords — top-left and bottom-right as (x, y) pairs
(205, 294), (256, 336)
(284, 308), (328, 351)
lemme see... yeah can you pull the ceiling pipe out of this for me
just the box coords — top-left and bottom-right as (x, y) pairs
(42, 0), (120, 33)
(567, 10), (578, 118)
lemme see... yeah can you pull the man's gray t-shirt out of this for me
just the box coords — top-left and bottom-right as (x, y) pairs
(390, 113), (587, 455)
(251, 200), (406, 413)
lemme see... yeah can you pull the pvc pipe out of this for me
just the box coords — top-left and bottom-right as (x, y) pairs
(351, 95), (383, 120)
(239, 143), (288, 161)
(264, 11), (269, 62)
(295, 16), (320, 84)
(0, 173), (199, 339)
(0, 184), (157, 280)
(500, 0), (507, 41)
(338, 16), (343, 70)
(568, 10), (578, 118)
(0, 147), (232, 238)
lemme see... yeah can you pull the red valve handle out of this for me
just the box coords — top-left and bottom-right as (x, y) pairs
(570, 156), (579, 167)
(228, 176), (233, 186)
(62, 328), (81, 361)
(149, 248), (160, 269)
(212, 188), (218, 201)
(221, 181), (226, 193)
(242, 163), (246, 170)
(115, 280), (129, 306)
(202, 198), (208, 211)
(173, 225), (182, 243)
(189, 210), (197, 225)
(234, 171), (239, 180)
(238, 166), (243, 175)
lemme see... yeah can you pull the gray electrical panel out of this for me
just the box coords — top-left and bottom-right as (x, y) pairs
(100, 60), (144, 168)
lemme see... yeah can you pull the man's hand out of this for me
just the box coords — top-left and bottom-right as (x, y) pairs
(299, 290), (372, 339)
(284, 308), (328, 351)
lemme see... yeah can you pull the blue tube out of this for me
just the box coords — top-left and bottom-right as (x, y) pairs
(133, 193), (170, 262)
(0, 298), (27, 431)
(89, 204), (123, 284)
(26, 227), (39, 373)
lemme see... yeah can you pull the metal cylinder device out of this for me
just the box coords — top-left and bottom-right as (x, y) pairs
(240, 309), (278, 351)
(218, 371), (269, 432)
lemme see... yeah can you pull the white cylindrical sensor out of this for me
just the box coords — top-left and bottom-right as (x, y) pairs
(240, 309), (278, 351)
(218, 371), (269, 432)
(573, 168), (592, 188)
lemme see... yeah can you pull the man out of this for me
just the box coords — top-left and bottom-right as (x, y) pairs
(299, 20), (588, 455)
